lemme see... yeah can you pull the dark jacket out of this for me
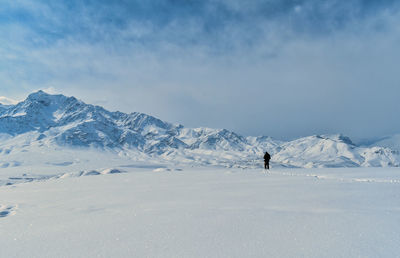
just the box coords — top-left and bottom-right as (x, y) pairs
(264, 152), (271, 161)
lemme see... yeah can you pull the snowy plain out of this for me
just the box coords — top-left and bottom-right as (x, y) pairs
(1, 165), (399, 258)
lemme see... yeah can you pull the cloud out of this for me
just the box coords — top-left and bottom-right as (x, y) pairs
(0, 0), (400, 139)
(41, 87), (59, 94)
(0, 96), (19, 105)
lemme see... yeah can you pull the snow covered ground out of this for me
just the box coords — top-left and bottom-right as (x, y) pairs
(1, 166), (399, 257)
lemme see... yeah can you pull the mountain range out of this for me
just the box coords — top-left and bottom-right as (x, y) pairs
(0, 90), (399, 168)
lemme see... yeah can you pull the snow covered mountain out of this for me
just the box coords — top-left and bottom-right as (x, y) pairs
(0, 90), (399, 168)
(273, 134), (399, 168)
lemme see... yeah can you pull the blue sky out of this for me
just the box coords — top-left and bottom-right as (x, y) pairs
(0, 0), (399, 140)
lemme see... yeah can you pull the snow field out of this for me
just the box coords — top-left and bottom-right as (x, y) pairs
(0, 167), (399, 257)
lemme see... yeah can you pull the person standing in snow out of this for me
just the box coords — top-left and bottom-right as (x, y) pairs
(264, 151), (271, 170)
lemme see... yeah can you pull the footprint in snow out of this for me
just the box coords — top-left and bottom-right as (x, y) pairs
(0, 205), (17, 218)
(3, 149), (12, 155)
(0, 162), (10, 168)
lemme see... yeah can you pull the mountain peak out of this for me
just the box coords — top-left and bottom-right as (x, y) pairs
(26, 90), (62, 102)
(23, 91), (80, 110)
(27, 90), (48, 98)
(317, 134), (355, 146)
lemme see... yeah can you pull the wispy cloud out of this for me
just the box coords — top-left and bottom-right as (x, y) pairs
(0, 96), (19, 105)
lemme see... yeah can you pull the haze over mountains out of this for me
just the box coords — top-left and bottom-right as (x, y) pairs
(0, 90), (399, 168)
